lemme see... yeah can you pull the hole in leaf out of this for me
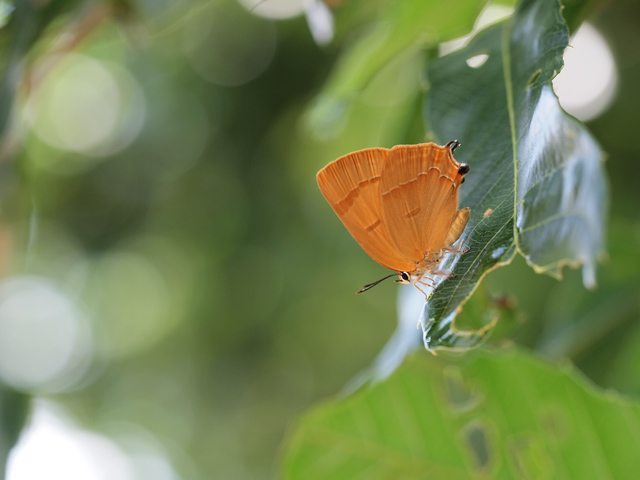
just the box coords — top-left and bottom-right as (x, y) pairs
(442, 365), (481, 413)
(508, 435), (553, 479)
(462, 421), (492, 472)
(466, 54), (489, 68)
(527, 69), (542, 87)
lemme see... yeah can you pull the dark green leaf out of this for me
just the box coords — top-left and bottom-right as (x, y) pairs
(0, 0), (84, 148)
(421, 0), (607, 350)
(281, 349), (640, 479)
(560, 0), (610, 34)
(0, 386), (30, 480)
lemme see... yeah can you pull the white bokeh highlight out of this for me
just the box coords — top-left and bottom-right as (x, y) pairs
(25, 54), (146, 161)
(439, 4), (515, 56)
(7, 403), (133, 480)
(7, 402), (182, 480)
(238, 0), (305, 19)
(0, 277), (92, 392)
(303, 0), (334, 46)
(554, 23), (618, 122)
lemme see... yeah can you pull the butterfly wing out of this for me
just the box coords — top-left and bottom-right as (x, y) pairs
(317, 148), (416, 272)
(379, 143), (468, 261)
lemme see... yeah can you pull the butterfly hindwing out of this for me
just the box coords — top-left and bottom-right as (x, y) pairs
(379, 144), (467, 261)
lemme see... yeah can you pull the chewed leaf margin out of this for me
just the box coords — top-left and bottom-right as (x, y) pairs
(420, 0), (607, 351)
(280, 348), (640, 479)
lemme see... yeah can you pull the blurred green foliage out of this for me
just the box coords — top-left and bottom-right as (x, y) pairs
(283, 350), (640, 479)
(0, 0), (637, 479)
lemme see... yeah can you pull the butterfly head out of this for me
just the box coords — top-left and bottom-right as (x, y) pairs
(395, 271), (411, 284)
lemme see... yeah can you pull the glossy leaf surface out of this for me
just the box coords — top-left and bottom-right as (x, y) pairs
(421, 0), (606, 350)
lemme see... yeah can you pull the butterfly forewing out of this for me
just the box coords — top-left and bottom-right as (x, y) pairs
(379, 144), (465, 261)
(316, 148), (416, 272)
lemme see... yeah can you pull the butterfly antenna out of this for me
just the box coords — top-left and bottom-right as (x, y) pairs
(356, 273), (398, 294)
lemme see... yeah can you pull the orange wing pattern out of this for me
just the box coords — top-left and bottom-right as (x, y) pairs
(317, 148), (416, 272)
(379, 144), (467, 262)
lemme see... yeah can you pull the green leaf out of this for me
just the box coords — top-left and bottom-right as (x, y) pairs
(0, 385), (30, 480)
(0, 0), (84, 145)
(306, 0), (489, 138)
(421, 0), (607, 350)
(281, 349), (640, 479)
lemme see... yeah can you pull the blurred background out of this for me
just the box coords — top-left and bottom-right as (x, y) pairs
(0, 0), (638, 479)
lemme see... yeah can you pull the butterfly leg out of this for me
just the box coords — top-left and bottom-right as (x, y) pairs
(444, 243), (470, 255)
(417, 277), (436, 288)
(412, 279), (435, 301)
(429, 267), (455, 278)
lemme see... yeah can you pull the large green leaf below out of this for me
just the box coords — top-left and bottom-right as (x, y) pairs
(421, 0), (607, 350)
(281, 349), (640, 479)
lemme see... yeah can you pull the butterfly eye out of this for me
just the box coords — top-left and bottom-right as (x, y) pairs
(396, 272), (411, 284)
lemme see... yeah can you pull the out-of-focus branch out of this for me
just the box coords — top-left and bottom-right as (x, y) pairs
(24, 2), (117, 95)
(0, 1), (132, 163)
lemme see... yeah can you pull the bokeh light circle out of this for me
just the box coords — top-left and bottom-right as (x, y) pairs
(140, 92), (211, 181)
(8, 402), (134, 480)
(83, 250), (176, 359)
(0, 276), (92, 392)
(182, 5), (276, 86)
(553, 23), (618, 121)
(25, 53), (146, 162)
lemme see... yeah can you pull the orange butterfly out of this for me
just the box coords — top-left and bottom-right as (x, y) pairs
(317, 141), (470, 297)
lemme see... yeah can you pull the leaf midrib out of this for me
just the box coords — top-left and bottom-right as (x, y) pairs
(501, 13), (519, 250)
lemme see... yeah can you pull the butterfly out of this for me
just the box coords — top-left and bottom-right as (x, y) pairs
(317, 141), (470, 297)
